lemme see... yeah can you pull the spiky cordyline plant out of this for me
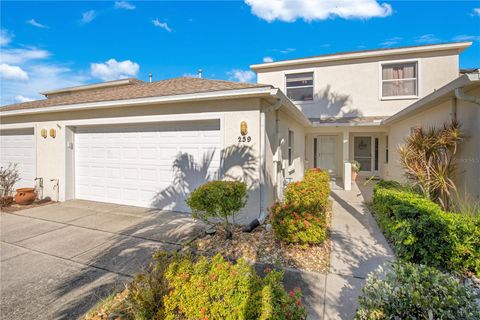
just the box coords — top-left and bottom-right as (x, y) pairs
(398, 120), (463, 210)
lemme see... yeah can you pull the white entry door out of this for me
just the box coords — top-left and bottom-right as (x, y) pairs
(316, 135), (338, 176)
(0, 128), (36, 190)
(74, 120), (222, 212)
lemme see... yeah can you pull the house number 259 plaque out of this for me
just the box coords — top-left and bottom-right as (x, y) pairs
(238, 121), (252, 143)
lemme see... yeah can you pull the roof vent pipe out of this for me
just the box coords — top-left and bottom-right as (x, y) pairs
(455, 87), (480, 106)
(198, 69), (202, 79)
(149, 73), (152, 83)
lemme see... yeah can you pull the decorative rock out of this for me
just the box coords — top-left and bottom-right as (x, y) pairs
(265, 224), (273, 232)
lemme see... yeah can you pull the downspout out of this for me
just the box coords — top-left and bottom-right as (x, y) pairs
(243, 96), (283, 232)
(455, 87), (480, 106)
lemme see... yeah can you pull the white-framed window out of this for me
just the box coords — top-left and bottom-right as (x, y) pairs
(286, 72), (314, 102)
(288, 129), (294, 166)
(381, 62), (418, 98)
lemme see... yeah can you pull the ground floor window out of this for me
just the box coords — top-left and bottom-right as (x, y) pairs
(354, 136), (372, 172)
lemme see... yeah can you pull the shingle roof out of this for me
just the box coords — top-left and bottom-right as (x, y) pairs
(1, 77), (271, 112)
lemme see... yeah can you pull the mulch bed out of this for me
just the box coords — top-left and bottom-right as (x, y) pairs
(0, 199), (54, 213)
(188, 208), (332, 274)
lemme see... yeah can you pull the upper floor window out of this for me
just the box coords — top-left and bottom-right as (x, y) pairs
(286, 72), (314, 102)
(381, 62), (418, 98)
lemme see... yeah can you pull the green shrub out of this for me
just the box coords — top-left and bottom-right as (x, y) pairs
(373, 181), (480, 273)
(270, 202), (327, 245)
(356, 261), (480, 320)
(187, 180), (247, 239)
(271, 168), (330, 245)
(284, 168), (330, 212)
(123, 253), (306, 320)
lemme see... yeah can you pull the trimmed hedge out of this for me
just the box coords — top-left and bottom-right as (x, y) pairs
(271, 169), (330, 245)
(373, 180), (480, 273)
(124, 252), (307, 320)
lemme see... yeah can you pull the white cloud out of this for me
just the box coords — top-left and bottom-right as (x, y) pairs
(452, 34), (480, 42)
(380, 36), (402, 47)
(472, 8), (480, 16)
(115, 1), (135, 10)
(90, 58), (140, 81)
(81, 10), (96, 24)
(26, 19), (48, 29)
(279, 48), (295, 54)
(0, 48), (51, 65)
(263, 56), (274, 63)
(152, 18), (172, 32)
(227, 69), (256, 83)
(415, 34), (440, 44)
(1, 64), (89, 106)
(15, 95), (34, 103)
(245, 0), (392, 22)
(0, 64), (29, 81)
(0, 29), (12, 46)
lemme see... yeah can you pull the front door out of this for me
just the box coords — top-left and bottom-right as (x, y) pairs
(316, 135), (338, 176)
(354, 136), (372, 173)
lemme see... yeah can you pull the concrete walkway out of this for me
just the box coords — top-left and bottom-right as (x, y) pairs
(0, 200), (204, 319)
(325, 180), (394, 319)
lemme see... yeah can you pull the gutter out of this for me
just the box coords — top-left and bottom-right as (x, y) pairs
(455, 87), (480, 106)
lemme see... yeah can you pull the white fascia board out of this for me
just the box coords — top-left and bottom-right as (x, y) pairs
(251, 42), (472, 71)
(383, 74), (479, 125)
(0, 123), (36, 130)
(0, 87), (273, 117)
(270, 88), (312, 126)
(311, 121), (384, 127)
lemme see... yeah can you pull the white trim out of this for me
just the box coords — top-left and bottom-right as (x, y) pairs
(251, 42), (471, 71)
(0, 87), (272, 117)
(378, 58), (420, 100)
(62, 112), (223, 127)
(0, 123), (36, 130)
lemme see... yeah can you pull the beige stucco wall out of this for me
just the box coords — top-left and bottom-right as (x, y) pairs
(386, 86), (480, 201)
(257, 50), (459, 119)
(1, 98), (267, 223)
(264, 107), (306, 205)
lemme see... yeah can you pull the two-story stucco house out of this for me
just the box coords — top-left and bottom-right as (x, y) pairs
(1, 41), (479, 223)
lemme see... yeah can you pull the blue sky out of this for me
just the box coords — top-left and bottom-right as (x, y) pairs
(1, 0), (479, 105)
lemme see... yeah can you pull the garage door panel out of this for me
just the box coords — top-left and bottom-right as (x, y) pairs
(0, 129), (35, 190)
(75, 120), (221, 211)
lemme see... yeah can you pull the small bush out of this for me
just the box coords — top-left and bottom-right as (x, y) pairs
(187, 180), (247, 239)
(284, 168), (330, 212)
(270, 203), (327, 245)
(122, 252), (306, 320)
(356, 261), (480, 320)
(373, 181), (480, 273)
(271, 168), (330, 245)
(0, 163), (20, 197)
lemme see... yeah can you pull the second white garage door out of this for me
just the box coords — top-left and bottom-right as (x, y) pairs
(74, 120), (222, 212)
(0, 128), (36, 190)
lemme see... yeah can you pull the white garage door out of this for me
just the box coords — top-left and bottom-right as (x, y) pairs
(74, 120), (222, 212)
(0, 128), (36, 190)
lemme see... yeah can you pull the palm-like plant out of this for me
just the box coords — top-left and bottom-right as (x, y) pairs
(398, 120), (463, 210)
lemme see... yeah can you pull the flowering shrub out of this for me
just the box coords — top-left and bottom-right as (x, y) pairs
(356, 261), (480, 320)
(284, 168), (330, 212)
(164, 253), (306, 320)
(122, 252), (306, 320)
(270, 203), (327, 245)
(271, 169), (330, 245)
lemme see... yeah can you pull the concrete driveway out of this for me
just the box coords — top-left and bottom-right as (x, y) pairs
(0, 200), (204, 319)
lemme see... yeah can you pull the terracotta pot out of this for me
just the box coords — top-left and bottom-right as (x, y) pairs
(15, 188), (37, 205)
(351, 171), (358, 182)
